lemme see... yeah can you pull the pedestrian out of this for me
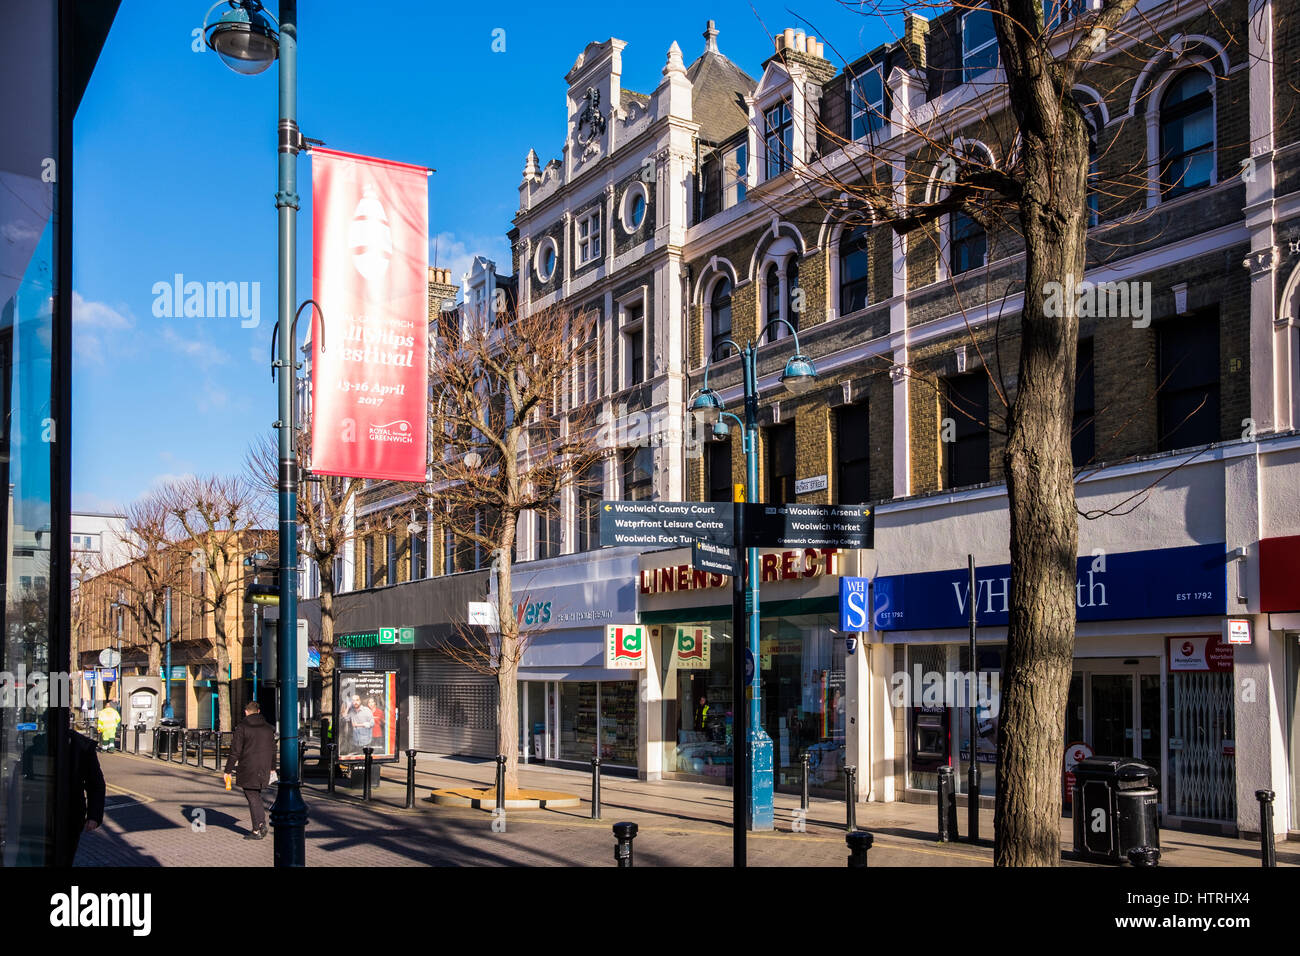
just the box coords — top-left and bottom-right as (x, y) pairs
(224, 700), (275, 840)
(96, 701), (120, 752)
(23, 725), (105, 866)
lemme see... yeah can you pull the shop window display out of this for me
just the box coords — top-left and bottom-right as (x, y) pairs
(663, 627), (735, 782)
(661, 616), (845, 793)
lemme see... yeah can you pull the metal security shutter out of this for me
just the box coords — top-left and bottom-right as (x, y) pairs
(412, 651), (498, 757)
(338, 650), (404, 671)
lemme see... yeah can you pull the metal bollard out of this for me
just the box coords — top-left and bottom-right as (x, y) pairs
(152, 727), (160, 759)
(937, 766), (958, 842)
(591, 757), (602, 820)
(326, 742), (336, 794)
(495, 755), (506, 812)
(801, 752), (810, 811)
(613, 822), (638, 867)
(844, 765), (858, 831)
(133, 725), (142, 755)
(1127, 846), (1160, 868)
(846, 830), (874, 868)
(1256, 789), (1277, 867)
(363, 747), (374, 802)
(405, 749), (417, 809)
(201, 730), (209, 769)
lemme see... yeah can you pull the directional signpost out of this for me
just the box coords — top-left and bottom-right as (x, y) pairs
(692, 539), (741, 576)
(599, 500), (872, 552)
(599, 501), (734, 548)
(744, 503), (873, 549)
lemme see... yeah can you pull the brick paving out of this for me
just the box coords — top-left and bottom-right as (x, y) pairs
(73, 751), (1298, 867)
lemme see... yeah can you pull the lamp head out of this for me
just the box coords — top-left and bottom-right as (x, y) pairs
(780, 354), (818, 395)
(205, 1), (279, 75)
(711, 419), (730, 441)
(690, 389), (724, 426)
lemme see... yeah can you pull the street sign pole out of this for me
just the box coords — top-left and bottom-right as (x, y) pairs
(741, 347), (774, 833)
(731, 494), (748, 867)
(967, 554), (980, 842)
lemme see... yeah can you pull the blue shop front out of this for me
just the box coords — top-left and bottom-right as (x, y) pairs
(872, 542), (1237, 830)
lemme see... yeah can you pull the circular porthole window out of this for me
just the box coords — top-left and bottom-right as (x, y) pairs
(621, 181), (649, 234)
(535, 237), (558, 282)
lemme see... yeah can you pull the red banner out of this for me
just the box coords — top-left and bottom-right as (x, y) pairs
(310, 147), (429, 482)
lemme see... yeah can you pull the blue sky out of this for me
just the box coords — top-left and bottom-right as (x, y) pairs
(73, 0), (894, 513)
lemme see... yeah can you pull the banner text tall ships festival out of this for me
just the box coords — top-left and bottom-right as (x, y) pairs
(310, 147), (429, 482)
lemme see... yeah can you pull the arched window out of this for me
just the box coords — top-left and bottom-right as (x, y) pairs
(709, 277), (732, 358)
(765, 263), (781, 339)
(785, 259), (800, 334)
(840, 224), (871, 315)
(1159, 69), (1214, 199)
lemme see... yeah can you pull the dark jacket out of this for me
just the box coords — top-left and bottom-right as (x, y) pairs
(225, 713), (275, 790)
(69, 729), (106, 829)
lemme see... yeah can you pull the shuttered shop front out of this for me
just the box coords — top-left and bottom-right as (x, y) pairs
(412, 650), (497, 757)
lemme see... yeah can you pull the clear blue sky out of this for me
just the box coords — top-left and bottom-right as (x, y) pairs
(73, 0), (894, 513)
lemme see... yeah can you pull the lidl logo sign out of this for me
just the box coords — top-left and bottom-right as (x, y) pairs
(606, 625), (646, 669)
(675, 627), (710, 669)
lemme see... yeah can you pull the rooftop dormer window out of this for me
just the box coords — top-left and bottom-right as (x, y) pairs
(764, 100), (793, 179)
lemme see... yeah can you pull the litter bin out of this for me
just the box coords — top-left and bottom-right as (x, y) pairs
(1072, 756), (1159, 864)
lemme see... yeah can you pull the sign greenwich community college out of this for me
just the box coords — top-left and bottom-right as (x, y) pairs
(871, 543), (1227, 630)
(310, 147), (430, 483)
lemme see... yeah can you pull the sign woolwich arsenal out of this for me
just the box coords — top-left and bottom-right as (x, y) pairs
(606, 625), (646, 669)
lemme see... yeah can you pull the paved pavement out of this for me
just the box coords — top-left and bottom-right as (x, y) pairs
(74, 750), (1297, 867)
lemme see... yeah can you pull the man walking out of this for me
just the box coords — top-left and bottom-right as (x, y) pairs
(224, 700), (275, 840)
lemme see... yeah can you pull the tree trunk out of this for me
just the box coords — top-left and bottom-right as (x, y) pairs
(213, 600), (231, 732)
(995, 106), (1089, 866)
(319, 566), (336, 730)
(496, 516), (520, 795)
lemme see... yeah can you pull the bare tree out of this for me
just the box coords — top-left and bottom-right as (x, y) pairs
(163, 475), (269, 732)
(424, 302), (606, 795)
(770, 0), (1252, 863)
(104, 491), (183, 679)
(247, 428), (375, 725)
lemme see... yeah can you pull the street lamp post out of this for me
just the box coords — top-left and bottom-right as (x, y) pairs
(690, 320), (818, 852)
(203, 0), (306, 865)
(163, 585), (174, 721)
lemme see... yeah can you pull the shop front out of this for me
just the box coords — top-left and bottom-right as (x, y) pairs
(303, 569), (490, 758)
(874, 542), (1236, 827)
(638, 546), (859, 794)
(1260, 534), (1300, 833)
(515, 549), (642, 774)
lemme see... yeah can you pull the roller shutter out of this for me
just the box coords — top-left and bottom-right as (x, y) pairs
(412, 650), (498, 757)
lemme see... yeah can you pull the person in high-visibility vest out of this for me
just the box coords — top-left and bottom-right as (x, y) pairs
(96, 702), (121, 752)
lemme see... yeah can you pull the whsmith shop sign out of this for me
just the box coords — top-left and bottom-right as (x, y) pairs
(873, 543), (1227, 631)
